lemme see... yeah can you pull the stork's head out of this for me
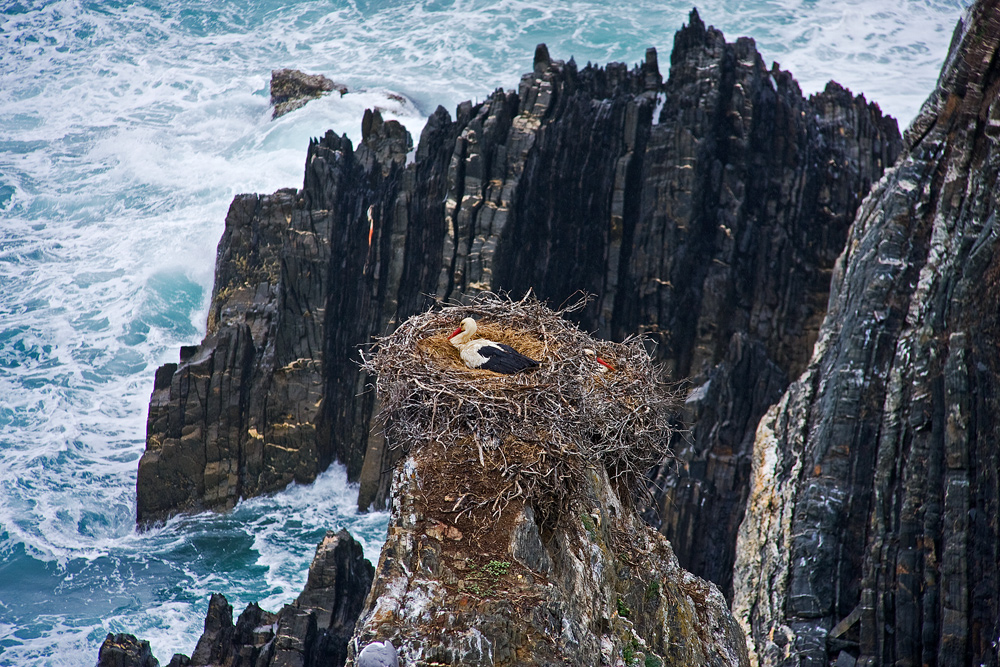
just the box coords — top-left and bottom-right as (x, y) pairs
(583, 348), (615, 371)
(448, 317), (477, 343)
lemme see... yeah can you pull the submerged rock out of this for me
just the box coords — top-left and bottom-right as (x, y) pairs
(271, 68), (347, 119)
(732, 1), (1000, 665)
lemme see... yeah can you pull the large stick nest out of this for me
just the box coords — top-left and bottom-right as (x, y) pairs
(362, 293), (680, 524)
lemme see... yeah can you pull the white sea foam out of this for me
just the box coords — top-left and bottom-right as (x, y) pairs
(0, 0), (971, 664)
(0, 464), (388, 665)
(711, 0), (970, 122)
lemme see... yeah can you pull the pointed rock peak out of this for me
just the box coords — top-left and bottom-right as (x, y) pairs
(534, 43), (551, 72)
(361, 107), (383, 142)
(360, 107), (412, 171)
(422, 104), (452, 133)
(643, 46), (662, 88)
(688, 7), (704, 32)
(672, 6), (716, 66)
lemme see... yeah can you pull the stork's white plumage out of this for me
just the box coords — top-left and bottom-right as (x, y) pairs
(448, 317), (539, 374)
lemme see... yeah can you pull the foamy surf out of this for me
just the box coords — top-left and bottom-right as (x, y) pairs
(1, 464), (384, 665)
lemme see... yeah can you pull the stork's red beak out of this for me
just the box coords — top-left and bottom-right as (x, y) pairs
(597, 357), (616, 371)
(448, 327), (462, 339)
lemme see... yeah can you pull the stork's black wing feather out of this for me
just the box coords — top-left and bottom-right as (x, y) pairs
(478, 343), (540, 374)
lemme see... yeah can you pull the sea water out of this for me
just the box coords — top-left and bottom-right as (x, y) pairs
(0, 0), (970, 664)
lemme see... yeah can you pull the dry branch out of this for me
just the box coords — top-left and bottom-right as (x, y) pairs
(362, 292), (680, 523)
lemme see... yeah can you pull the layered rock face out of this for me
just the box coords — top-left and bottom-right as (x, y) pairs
(138, 10), (899, 608)
(138, 188), (336, 522)
(631, 16), (899, 599)
(732, 2), (1000, 665)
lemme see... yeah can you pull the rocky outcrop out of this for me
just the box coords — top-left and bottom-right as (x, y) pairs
(296, 529), (377, 657)
(732, 1), (1000, 665)
(137, 188), (334, 523)
(350, 441), (749, 667)
(156, 529), (373, 667)
(271, 69), (347, 119)
(138, 11), (899, 608)
(98, 634), (159, 667)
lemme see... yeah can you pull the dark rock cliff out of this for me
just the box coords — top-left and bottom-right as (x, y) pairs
(136, 11), (899, 606)
(732, 1), (1000, 665)
(630, 16), (900, 599)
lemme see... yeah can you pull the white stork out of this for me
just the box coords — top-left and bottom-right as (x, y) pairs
(447, 317), (539, 374)
(583, 348), (616, 372)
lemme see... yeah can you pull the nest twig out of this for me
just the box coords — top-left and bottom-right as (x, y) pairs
(362, 292), (680, 524)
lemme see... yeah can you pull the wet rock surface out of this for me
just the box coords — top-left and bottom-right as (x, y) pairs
(271, 68), (347, 119)
(138, 10), (898, 605)
(158, 529), (373, 667)
(98, 633), (160, 667)
(732, 1), (1000, 665)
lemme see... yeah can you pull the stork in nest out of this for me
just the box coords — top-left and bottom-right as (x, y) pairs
(447, 317), (539, 374)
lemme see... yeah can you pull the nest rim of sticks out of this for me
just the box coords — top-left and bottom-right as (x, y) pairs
(362, 292), (680, 527)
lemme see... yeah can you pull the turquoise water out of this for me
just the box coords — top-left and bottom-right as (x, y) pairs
(0, 0), (970, 664)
